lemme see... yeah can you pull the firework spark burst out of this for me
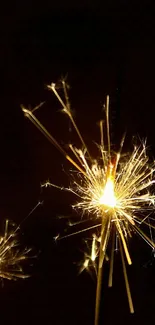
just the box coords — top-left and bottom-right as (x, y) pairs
(0, 202), (41, 282)
(0, 219), (31, 281)
(22, 80), (155, 324)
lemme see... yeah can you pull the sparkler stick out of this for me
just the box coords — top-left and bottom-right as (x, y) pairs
(22, 79), (155, 324)
(95, 216), (111, 325)
(119, 237), (134, 313)
(108, 227), (115, 287)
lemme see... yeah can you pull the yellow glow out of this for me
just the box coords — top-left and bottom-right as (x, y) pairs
(99, 177), (116, 208)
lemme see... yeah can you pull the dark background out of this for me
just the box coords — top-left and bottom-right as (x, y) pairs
(1, 1), (155, 324)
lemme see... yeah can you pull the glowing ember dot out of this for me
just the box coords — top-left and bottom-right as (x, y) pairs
(99, 177), (116, 208)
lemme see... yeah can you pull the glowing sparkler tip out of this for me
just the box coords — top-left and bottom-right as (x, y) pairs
(99, 177), (116, 208)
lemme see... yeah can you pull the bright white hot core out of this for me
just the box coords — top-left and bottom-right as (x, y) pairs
(99, 177), (116, 208)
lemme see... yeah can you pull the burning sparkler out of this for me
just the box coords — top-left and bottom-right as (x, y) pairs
(0, 219), (30, 281)
(0, 202), (41, 281)
(22, 80), (155, 324)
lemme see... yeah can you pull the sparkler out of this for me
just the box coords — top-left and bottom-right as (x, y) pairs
(22, 80), (155, 324)
(0, 219), (30, 281)
(0, 202), (41, 281)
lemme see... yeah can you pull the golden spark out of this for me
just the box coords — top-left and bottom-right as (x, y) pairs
(22, 80), (155, 324)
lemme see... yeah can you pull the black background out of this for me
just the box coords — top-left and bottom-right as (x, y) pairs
(1, 1), (155, 324)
